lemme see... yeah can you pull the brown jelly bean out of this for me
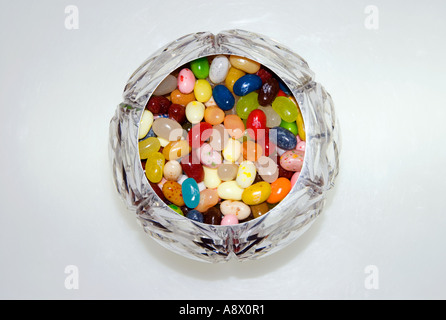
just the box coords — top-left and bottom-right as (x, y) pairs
(250, 202), (269, 219)
(258, 78), (279, 106)
(203, 207), (222, 225)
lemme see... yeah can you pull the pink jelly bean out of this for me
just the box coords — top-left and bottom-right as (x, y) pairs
(178, 68), (196, 94)
(296, 141), (306, 152)
(291, 171), (300, 188)
(221, 214), (239, 225)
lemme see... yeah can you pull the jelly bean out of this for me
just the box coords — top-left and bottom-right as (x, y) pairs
(145, 152), (165, 183)
(190, 57), (210, 79)
(229, 55), (261, 74)
(209, 124), (229, 151)
(278, 79), (291, 95)
(140, 126), (156, 141)
(217, 181), (244, 200)
(258, 78), (279, 106)
(149, 181), (167, 202)
(154, 74), (177, 96)
(256, 68), (273, 84)
(188, 122), (213, 148)
(278, 159), (295, 180)
(233, 74), (262, 96)
(242, 140), (263, 162)
(180, 154), (204, 183)
(194, 79), (212, 103)
(182, 177), (200, 208)
(146, 96), (171, 114)
(280, 119), (299, 136)
(272, 96), (298, 122)
(221, 214), (238, 225)
(246, 109), (267, 141)
(267, 177), (291, 204)
(203, 207), (222, 225)
(257, 128), (276, 157)
(222, 138), (242, 162)
(163, 160), (182, 181)
(241, 181), (272, 205)
(224, 115), (245, 140)
(250, 202), (269, 219)
(217, 163), (238, 181)
(204, 106), (225, 125)
(255, 156), (278, 183)
(157, 136), (169, 147)
(163, 140), (191, 161)
(270, 127), (297, 150)
(168, 103), (186, 124)
(209, 55), (230, 84)
(236, 92), (258, 119)
(162, 181), (185, 207)
(186, 210), (204, 223)
(198, 143), (222, 168)
(236, 161), (256, 188)
(185, 101), (205, 124)
(194, 188), (219, 213)
(170, 89), (195, 106)
(139, 137), (161, 160)
(220, 200), (251, 220)
(225, 67), (245, 93)
(204, 96), (217, 108)
(261, 106), (281, 128)
(296, 106), (306, 141)
(280, 150), (304, 172)
(152, 118), (183, 141)
(203, 166), (221, 189)
(213, 84), (235, 111)
(169, 204), (183, 215)
(291, 171), (300, 188)
(178, 68), (196, 94)
(277, 89), (287, 97)
(296, 140), (306, 152)
(139, 110), (154, 139)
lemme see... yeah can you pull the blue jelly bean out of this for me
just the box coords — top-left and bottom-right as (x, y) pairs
(233, 74), (262, 96)
(278, 79), (291, 95)
(213, 85), (235, 111)
(270, 127), (297, 150)
(181, 178), (200, 208)
(186, 210), (204, 223)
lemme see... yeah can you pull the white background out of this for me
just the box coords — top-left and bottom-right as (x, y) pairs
(1, 0), (445, 299)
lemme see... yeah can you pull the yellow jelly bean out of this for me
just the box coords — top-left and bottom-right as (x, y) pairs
(296, 106), (305, 141)
(194, 79), (212, 103)
(139, 137), (161, 159)
(145, 152), (165, 183)
(229, 55), (261, 74)
(241, 181), (272, 205)
(162, 140), (191, 161)
(217, 181), (245, 201)
(203, 166), (221, 189)
(138, 110), (153, 139)
(225, 67), (245, 93)
(222, 138), (241, 163)
(236, 161), (256, 189)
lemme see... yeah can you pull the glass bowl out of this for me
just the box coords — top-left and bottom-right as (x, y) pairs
(108, 29), (340, 263)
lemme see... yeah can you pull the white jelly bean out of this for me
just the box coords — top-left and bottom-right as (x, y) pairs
(220, 200), (251, 220)
(209, 55), (230, 84)
(236, 161), (256, 188)
(222, 138), (241, 163)
(217, 181), (244, 200)
(153, 74), (177, 96)
(138, 110), (153, 140)
(185, 101), (205, 124)
(163, 160), (182, 181)
(203, 166), (221, 189)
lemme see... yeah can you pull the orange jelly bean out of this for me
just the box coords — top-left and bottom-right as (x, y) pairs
(224, 115), (245, 139)
(170, 89), (195, 106)
(242, 140), (263, 161)
(204, 106), (225, 125)
(267, 177), (291, 204)
(162, 181), (185, 207)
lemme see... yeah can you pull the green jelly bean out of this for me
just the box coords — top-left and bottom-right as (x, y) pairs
(272, 96), (298, 122)
(279, 119), (298, 136)
(236, 92), (259, 119)
(190, 57), (209, 79)
(169, 204), (184, 215)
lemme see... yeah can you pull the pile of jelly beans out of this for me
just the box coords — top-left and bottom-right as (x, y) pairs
(138, 55), (306, 225)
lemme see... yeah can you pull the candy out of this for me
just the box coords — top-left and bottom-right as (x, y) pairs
(270, 127), (297, 150)
(256, 68), (273, 84)
(280, 119), (299, 136)
(180, 154), (204, 183)
(162, 181), (185, 207)
(209, 55), (230, 84)
(217, 181), (244, 200)
(146, 96), (171, 114)
(267, 177), (291, 204)
(221, 214), (239, 225)
(213, 85), (235, 111)
(222, 138), (241, 162)
(190, 57), (210, 79)
(229, 55), (261, 74)
(250, 202), (269, 219)
(163, 140), (191, 161)
(224, 115), (245, 140)
(246, 109), (266, 141)
(236, 92), (258, 119)
(204, 106), (225, 125)
(255, 156), (278, 183)
(280, 150), (304, 172)
(241, 181), (272, 205)
(188, 122), (213, 148)
(272, 96), (298, 122)
(217, 163), (238, 181)
(290, 171), (300, 188)
(139, 137), (161, 159)
(257, 128), (276, 157)
(296, 141), (306, 152)
(203, 166), (221, 189)
(145, 152), (165, 183)
(194, 79), (212, 103)
(236, 161), (256, 188)
(203, 207), (222, 225)
(261, 106), (281, 128)
(178, 68), (196, 94)
(154, 74), (177, 96)
(169, 204), (183, 215)
(186, 210), (204, 223)
(209, 124), (229, 151)
(258, 78), (279, 106)
(225, 67), (245, 93)
(168, 104), (186, 124)
(194, 188), (219, 212)
(163, 160), (182, 181)
(296, 106), (306, 141)
(242, 140), (263, 162)
(198, 143), (222, 168)
(170, 89), (195, 106)
(233, 74), (262, 96)
(185, 101), (205, 124)
(139, 110), (154, 139)
(152, 118), (183, 141)
(182, 178), (200, 208)
(220, 200), (251, 220)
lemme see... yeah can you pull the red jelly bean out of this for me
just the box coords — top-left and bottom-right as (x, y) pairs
(188, 122), (213, 148)
(246, 109), (267, 141)
(258, 128), (276, 157)
(275, 154), (294, 180)
(146, 96), (171, 114)
(180, 153), (204, 183)
(276, 89), (287, 97)
(168, 103), (186, 124)
(256, 68), (273, 84)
